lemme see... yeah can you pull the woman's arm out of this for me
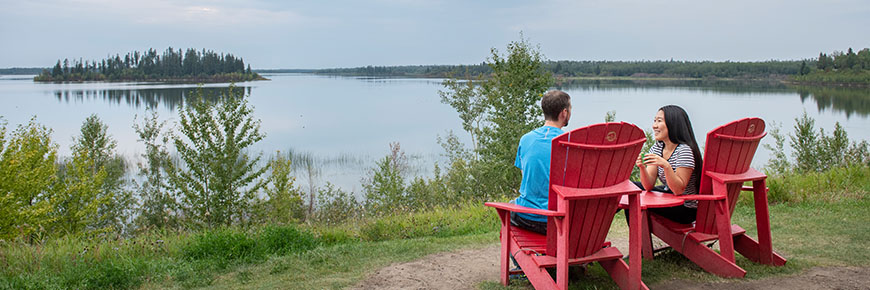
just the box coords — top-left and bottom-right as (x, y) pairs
(663, 167), (692, 195)
(642, 154), (693, 195)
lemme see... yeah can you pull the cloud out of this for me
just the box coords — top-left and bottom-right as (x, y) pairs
(22, 0), (319, 29)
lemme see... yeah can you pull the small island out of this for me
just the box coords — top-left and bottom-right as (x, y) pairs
(34, 47), (266, 83)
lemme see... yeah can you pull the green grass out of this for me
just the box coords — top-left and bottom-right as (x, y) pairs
(0, 202), (499, 289)
(766, 164), (870, 203)
(2, 191), (868, 289)
(142, 232), (498, 289)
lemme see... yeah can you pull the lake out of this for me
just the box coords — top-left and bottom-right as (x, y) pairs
(1, 73), (868, 194)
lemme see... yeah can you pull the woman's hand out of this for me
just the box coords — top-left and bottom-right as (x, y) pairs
(642, 153), (670, 169)
(636, 153), (646, 169)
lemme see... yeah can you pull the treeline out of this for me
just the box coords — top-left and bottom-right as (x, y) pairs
(311, 60), (806, 79)
(548, 60), (804, 78)
(791, 48), (870, 87)
(0, 67), (45, 75)
(315, 64), (491, 78)
(33, 48), (263, 82)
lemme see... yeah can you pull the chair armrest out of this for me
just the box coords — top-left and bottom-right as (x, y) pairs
(552, 180), (642, 200)
(484, 202), (565, 217)
(673, 194), (726, 201)
(706, 168), (766, 184)
(741, 185), (769, 192)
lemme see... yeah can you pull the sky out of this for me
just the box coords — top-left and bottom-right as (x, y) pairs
(1, 0), (869, 69)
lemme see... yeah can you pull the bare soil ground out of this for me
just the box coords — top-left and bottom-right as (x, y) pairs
(351, 237), (869, 290)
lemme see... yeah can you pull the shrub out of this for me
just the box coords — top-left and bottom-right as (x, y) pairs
(258, 225), (318, 255)
(314, 183), (361, 225)
(181, 228), (261, 267)
(764, 113), (870, 203)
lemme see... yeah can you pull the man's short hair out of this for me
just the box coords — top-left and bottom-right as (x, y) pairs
(541, 90), (571, 121)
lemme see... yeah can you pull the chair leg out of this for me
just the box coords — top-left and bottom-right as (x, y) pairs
(627, 194), (644, 289)
(650, 217), (747, 278)
(752, 179), (783, 266)
(715, 198), (736, 263)
(600, 258), (650, 290)
(734, 233), (788, 266)
(498, 210), (511, 286)
(641, 210), (655, 260)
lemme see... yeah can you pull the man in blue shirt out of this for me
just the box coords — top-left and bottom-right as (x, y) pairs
(511, 90), (572, 235)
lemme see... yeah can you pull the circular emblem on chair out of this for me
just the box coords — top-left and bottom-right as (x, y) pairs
(747, 124), (756, 134)
(606, 131), (617, 142)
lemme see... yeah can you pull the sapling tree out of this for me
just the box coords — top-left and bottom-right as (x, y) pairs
(169, 85), (268, 227)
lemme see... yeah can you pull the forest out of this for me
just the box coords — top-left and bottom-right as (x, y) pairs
(310, 48), (870, 87)
(13, 47), (870, 86)
(310, 60), (808, 79)
(792, 47), (870, 86)
(33, 48), (263, 82)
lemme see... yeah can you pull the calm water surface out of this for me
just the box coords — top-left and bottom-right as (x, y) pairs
(1, 73), (868, 193)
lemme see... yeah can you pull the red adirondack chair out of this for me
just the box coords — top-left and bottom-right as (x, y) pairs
(486, 122), (649, 290)
(648, 117), (787, 278)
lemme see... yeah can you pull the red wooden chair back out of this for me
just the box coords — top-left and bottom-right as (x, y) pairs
(695, 118), (767, 234)
(546, 122), (647, 258)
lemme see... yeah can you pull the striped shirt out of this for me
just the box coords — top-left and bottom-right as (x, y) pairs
(649, 142), (699, 208)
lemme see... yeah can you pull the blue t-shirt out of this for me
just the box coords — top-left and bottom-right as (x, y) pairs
(514, 126), (565, 222)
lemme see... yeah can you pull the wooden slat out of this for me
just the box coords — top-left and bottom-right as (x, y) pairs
(725, 120), (749, 174)
(582, 198), (608, 257)
(563, 128), (588, 189)
(740, 119), (765, 171)
(573, 199), (598, 257)
(566, 200), (585, 258)
(547, 131), (571, 251)
(715, 121), (736, 174)
(589, 198), (619, 257)
(532, 246), (624, 268)
(603, 124), (629, 187)
(580, 125), (606, 188)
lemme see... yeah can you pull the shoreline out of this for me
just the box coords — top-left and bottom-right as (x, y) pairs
(31, 75), (270, 84)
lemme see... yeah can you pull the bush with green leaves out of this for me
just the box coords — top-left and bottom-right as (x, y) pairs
(254, 151), (306, 224)
(257, 224), (318, 255)
(764, 113), (870, 203)
(438, 36), (554, 200)
(168, 85), (268, 228)
(63, 114), (133, 234)
(766, 111), (870, 175)
(362, 142), (409, 215)
(315, 182), (361, 225)
(133, 110), (178, 230)
(182, 228), (261, 268)
(0, 117), (58, 240)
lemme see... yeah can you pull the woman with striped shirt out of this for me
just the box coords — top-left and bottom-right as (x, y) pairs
(636, 105), (703, 224)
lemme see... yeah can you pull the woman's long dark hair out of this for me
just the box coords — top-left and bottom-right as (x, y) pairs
(660, 105), (703, 192)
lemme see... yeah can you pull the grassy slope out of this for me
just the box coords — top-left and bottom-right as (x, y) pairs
(140, 232), (498, 289)
(214, 197), (867, 290)
(3, 194), (866, 289)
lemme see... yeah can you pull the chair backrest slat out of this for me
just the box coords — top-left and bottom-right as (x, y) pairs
(545, 122), (645, 258)
(695, 118), (766, 234)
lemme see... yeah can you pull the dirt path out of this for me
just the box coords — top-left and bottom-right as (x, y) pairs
(351, 237), (869, 290)
(348, 244), (502, 290)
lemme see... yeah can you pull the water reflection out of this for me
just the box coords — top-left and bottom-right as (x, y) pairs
(53, 86), (252, 111)
(554, 78), (793, 94)
(555, 79), (870, 118)
(795, 86), (870, 119)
